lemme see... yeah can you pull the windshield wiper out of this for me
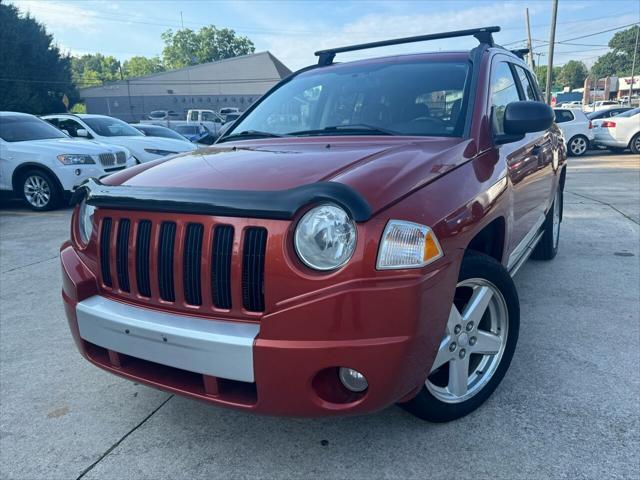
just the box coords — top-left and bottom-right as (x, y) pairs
(218, 130), (286, 143)
(289, 124), (399, 136)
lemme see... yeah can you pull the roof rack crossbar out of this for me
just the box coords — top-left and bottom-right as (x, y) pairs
(314, 26), (500, 65)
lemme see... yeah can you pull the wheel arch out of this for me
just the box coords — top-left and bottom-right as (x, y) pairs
(465, 216), (506, 264)
(12, 162), (64, 195)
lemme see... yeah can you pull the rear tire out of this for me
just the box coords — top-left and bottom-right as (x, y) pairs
(629, 133), (640, 155)
(531, 188), (562, 261)
(19, 169), (61, 211)
(568, 135), (588, 157)
(402, 251), (520, 422)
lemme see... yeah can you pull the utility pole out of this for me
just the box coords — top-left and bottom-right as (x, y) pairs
(628, 26), (639, 106)
(525, 8), (535, 69)
(545, 0), (559, 104)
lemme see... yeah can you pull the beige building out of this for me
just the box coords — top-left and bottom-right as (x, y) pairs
(79, 52), (291, 122)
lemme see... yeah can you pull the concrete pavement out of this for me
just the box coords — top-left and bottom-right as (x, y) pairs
(1, 151), (638, 479)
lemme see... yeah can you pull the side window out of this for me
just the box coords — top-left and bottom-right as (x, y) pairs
(490, 62), (521, 135)
(554, 110), (574, 123)
(201, 112), (214, 122)
(514, 65), (538, 101)
(58, 119), (85, 137)
(189, 111), (198, 122)
(45, 118), (59, 127)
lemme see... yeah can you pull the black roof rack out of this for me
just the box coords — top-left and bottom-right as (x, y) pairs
(510, 48), (529, 60)
(314, 26), (500, 66)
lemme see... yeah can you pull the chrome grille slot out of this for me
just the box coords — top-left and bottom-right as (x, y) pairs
(98, 153), (116, 167)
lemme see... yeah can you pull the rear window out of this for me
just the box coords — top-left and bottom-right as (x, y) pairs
(0, 115), (67, 142)
(554, 110), (574, 123)
(616, 108), (640, 118)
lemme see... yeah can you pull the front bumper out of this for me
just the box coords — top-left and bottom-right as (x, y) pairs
(61, 243), (458, 416)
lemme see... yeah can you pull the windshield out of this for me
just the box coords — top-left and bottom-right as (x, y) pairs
(0, 115), (68, 142)
(226, 60), (470, 139)
(138, 125), (186, 140)
(83, 117), (143, 137)
(175, 125), (202, 135)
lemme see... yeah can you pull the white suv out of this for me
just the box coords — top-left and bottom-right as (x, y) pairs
(0, 112), (134, 211)
(553, 108), (594, 157)
(42, 114), (197, 164)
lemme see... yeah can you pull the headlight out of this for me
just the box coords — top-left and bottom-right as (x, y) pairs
(294, 205), (356, 271)
(376, 220), (443, 269)
(144, 148), (178, 156)
(78, 200), (96, 244)
(57, 154), (95, 165)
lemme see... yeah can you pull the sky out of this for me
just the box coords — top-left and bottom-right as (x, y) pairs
(8, 0), (640, 71)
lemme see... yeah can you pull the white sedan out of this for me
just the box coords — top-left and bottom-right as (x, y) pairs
(0, 112), (134, 210)
(592, 108), (640, 154)
(42, 114), (197, 163)
(553, 108), (595, 157)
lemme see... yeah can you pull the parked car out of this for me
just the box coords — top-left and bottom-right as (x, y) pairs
(147, 110), (182, 121)
(223, 112), (242, 124)
(61, 26), (566, 422)
(0, 112), (134, 210)
(141, 109), (224, 138)
(42, 114), (197, 163)
(131, 124), (190, 141)
(219, 107), (241, 117)
(586, 107), (632, 120)
(592, 107), (640, 154)
(553, 108), (594, 157)
(592, 100), (621, 112)
(172, 124), (211, 142)
(557, 100), (582, 108)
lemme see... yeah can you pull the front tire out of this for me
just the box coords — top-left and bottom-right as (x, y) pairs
(629, 133), (640, 155)
(568, 135), (588, 157)
(20, 169), (61, 211)
(402, 252), (520, 422)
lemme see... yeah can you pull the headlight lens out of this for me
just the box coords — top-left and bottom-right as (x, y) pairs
(377, 220), (443, 269)
(294, 205), (356, 271)
(78, 200), (96, 244)
(57, 154), (95, 165)
(144, 148), (178, 156)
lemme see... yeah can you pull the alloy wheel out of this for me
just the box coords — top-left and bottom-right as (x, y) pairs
(23, 174), (51, 208)
(570, 137), (587, 156)
(426, 278), (509, 404)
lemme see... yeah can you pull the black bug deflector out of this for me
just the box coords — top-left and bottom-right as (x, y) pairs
(71, 178), (373, 222)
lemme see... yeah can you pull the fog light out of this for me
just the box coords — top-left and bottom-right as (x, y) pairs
(338, 367), (368, 392)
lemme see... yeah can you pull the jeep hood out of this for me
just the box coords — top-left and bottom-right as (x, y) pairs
(104, 137), (475, 215)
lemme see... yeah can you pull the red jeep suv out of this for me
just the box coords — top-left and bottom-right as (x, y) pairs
(61, 27), (565, 422)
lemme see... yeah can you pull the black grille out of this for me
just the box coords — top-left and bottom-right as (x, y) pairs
(116, 151), (127, 164)
(116, 219), (131, 292)
(135, 220), (152, 297)
(158, 222), (176, 302)
(211, 225), (234, 309)
(242, 227), (267, 312)
(183, 223), (204, 306)
(100, 218), (112, 287)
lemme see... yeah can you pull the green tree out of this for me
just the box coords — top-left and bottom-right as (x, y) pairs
(591, 25), (640, 78)
(161, 26), (255, 69)
(122, 56), (165, 78)
(533, 65), (562, 93)
(0, 3), (78, 113)
(558, 60), (588, 90)
(71, 53), (122, 87)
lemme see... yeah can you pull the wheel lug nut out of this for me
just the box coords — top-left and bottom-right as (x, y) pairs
(459, 349), (466, 359)
(469, 337), (477, 346)
(449, 342), (457, 352)
(454, 324), (462, 334)
(466, 322), (474, 331)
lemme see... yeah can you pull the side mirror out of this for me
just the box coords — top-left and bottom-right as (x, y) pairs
(76, 128), (90, 138)
(497, 101), (554, 145)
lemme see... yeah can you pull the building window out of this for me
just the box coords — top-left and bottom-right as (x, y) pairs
(182, 98), (186, 103)
(198, 97), (202, 102)
(207, 97), (211, 103)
